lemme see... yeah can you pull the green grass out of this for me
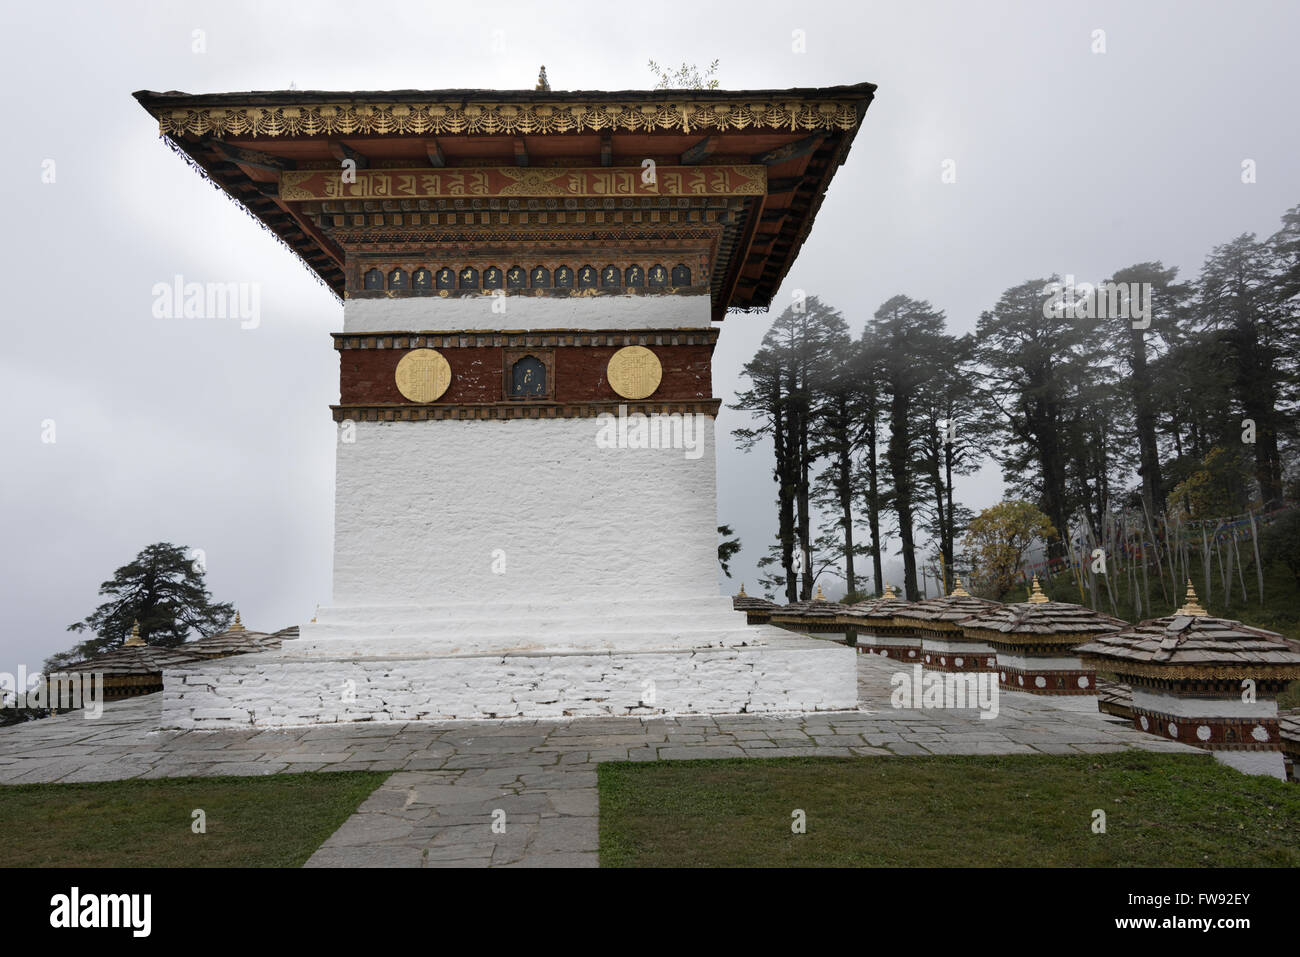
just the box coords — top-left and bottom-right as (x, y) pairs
(0, 772), (388, 867)
(598, 753), (1300, 867)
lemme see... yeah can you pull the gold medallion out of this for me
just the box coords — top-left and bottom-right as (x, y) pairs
(394, 349), (452, 403)
(607, 346), (662, 400)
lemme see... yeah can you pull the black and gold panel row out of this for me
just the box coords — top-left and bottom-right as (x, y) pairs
(362, 263), (692, 293)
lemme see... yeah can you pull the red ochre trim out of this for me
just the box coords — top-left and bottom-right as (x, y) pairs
(1130, 708), (1281, 750)
(997, 665), (1097, 695)
(921, 650), (998, 673)
(857, 644), (922, 661)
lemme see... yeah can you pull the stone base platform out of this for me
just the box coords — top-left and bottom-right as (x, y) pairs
(160, 630), (857, 729)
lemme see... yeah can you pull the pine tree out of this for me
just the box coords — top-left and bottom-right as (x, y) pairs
(52, 542), (235, 668)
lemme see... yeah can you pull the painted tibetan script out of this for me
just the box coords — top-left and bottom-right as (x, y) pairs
(279, 165), (766, 201)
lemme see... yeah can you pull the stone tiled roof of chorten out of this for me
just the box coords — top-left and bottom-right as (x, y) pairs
(770, 585), (849, 624)
(840, 585), (913, 623)
(732, 584), (778, 612)
(960, 576), (1129, 647)
(185, 613), (300, 658)
(1076, 582), (1300, 682)
(892, 579), (1000, 629)
(61, 622), (203, 675)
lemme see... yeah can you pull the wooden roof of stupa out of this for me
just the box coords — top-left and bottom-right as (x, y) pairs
(732, 587), (778, 612)
(186, 623), (300, 657)
(133, 83), (877, 320)
(893, 580), (1000, 627)
(841, 590), (914, 622)
(961, 597), (1129, 648)
(770, 587), (849, 623)
(1076, 587), (1300, 682)
(62, 643), (203, 676)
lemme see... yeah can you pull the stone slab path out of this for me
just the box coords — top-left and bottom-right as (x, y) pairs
(0, 655), (1198, 867)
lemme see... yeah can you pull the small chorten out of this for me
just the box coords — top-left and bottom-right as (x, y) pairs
(770, 585), (851, 637)
(732, 583), (778, 625)
(1078, 604), (1300, 779)
(839, 582), (917, 659)
(960, 585), (1128, 695)
(892, 577), (1002, 673)
(229, 611), (246, 633)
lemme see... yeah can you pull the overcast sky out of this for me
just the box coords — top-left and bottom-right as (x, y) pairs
(2, 0), (1298, 671)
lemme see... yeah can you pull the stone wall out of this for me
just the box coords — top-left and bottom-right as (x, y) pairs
(160, 640), (859, 728)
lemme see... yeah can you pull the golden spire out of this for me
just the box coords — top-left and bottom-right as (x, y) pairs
(536, 66), (551, 91)
(123, 620), (145, 647)
(737, 583), (747, 597)
(814, 584), (827, 601)
(1027, 575), (1050, 604)
(229, 610), (246, 633)
(883, 583), (897, 599)
(949, 577), (970, 597)
(1176, 580), (1208, 617)
(310, 605), (319, 624)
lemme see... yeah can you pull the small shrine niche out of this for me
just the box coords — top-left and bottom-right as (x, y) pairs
(364, 268), (384, 290)
(505, 350), (554, 400)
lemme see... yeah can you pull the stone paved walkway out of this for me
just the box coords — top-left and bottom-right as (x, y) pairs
(0, 655), (1198, 867)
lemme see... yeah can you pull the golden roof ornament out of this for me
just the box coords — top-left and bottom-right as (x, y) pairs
(883, 583), (897, 599)
(229, 611), (246, 633)
(1175, 580), (1208, 617)
(949, 577), (971, 597)
(1027, 575), (1050, 604)
(123, 620), (145, 647)
(536, 66), (551, 92)
(737, 583), (747, 597)
(311, 605), (319, 624)
(814, 584), (827, 601)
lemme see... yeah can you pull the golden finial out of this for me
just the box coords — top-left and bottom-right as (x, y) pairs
(124, 620), (145, 647)
(949, 577), (970, 597)
(737, 583), (747, 597)
(1027, 575), (1050, 604)
(536, 66), (551, 91)
(814, 584), (827, 601)
(229, 610), (246, 633)
(884, 583), (897, 599)
(310, 605), (318, 624)
(1176, 580), (1208, 617)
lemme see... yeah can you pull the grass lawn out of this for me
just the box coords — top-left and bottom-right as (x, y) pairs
(598, 753), (1300, 867)
(0, 771), (388, 867)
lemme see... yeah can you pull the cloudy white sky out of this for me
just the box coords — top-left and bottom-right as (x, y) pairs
(2, 0), (1298, 670)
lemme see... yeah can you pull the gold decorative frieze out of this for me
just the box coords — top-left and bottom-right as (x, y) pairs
(333, 329), (718, 350)
(155, 100), (861, 139)
(280, 166), (766, 201)
(331, 398), (721, 423)
(394, 348), (452, 402)
(607, 346), (663, 400)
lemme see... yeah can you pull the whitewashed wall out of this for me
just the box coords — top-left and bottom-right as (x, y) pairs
(331, 417), (718, 605)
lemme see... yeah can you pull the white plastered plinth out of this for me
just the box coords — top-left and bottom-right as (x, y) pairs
(161, 414), (859, 725)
